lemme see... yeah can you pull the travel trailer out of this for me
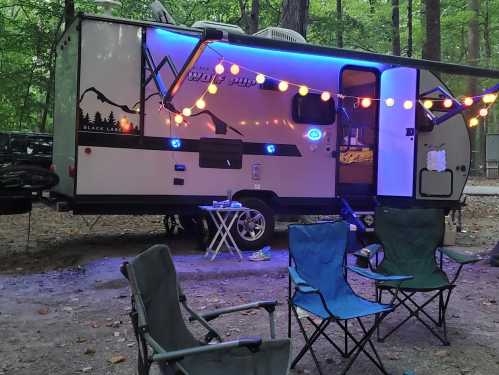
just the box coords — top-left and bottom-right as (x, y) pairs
(51, 9), (499, 249)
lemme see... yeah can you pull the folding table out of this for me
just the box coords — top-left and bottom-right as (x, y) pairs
(199, 205), (250, 261)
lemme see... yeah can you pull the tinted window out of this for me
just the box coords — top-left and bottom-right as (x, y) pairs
(292, 93), (335, 125)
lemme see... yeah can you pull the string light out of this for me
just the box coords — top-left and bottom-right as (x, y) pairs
(174, 114), (183, 124)
(298, 85), (309, 96)
(182, 108), (191, 117)
(278, 81), (289, 92)
(207, 84), (218, 94)
(230, 64), (240, 75)
(360, 98), (372, 108)
(215, 63), (224, 75)
(195, 98), (206, 109)
(385, 98), (395, 107)
(256, 73), (266, 84)
(479, 108), (488, 117)
(469, 117), (479, 127)
(321, 91), (331, 102)
(483, 93), (497, 104)
(423, 100), (434, 109)
(443, 98), (453, 108)
(403, 100), (414, 110)
(463, 97), (474, 107)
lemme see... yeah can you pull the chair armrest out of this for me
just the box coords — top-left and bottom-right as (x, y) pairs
(189, 301), (278, 322)
(439, 247), (481, 265)
(347, 265), (413, 282)
(288, 267), (319, 294)
(151, 337), (263, 363)
(353, 243), (383, 259)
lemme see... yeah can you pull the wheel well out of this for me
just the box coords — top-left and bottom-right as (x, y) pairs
(233, 190), (277, 206)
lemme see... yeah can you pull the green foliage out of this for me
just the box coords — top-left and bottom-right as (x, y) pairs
(0, 0), (497, 133)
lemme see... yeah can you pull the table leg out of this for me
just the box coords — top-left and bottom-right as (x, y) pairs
(218, 211), (243, 261)
(205, 211), (223, 258)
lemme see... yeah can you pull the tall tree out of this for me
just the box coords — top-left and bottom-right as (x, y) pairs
(422, 0), (441, 61)
(336, 0), (343, 47)
(391, 0), (401, 55)
(64, 0), (75, 30)
(239, 0), (260, 34)
(467, 0), (481, 173)
(407, 0), (413, 57)
(279, 0), (309, 37)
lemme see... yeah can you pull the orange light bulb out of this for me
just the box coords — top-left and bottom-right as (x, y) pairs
(321, 91), (331, 101)
(463, 97), (474, 107)
(479, 108), (488, 117)
(360, 98), (372, 108)
(214, 63), (224, 75)
(469, 117), (479, 127)
(443, 99), (453, 108)
(278, 81), (289, 92)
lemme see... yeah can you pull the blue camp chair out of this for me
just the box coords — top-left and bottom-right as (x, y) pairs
(287, 221), (412, 375)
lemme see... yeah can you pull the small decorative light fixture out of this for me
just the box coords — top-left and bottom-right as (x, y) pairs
(298, 85), (309, 96)
(215, 63), (224, 75)
(170, 138), (182, 149)
(195, 98), (206, 109)
(403, 100), (414, 110)
(385, 98), (395, 107)
(463, 97), (474, 107)
(307, 128), (322, 141)
(443, 98), (453, 108)
(230, 64), (240, 75)
(469, 117), (479, 127)
(174, 114), (183, 124)
(278, 81), (289, 92)
(321, 91), (331, 102)
(423, 100), (434, 109)
(483, 93), (497, 104)
(256, 73), (266, 84)
(182, 108), (191, 117)
(360, 98), (372, 109)
(266, 144), (276, 154)
(479, 108), (488, 117)
(208, 84), (218, 94)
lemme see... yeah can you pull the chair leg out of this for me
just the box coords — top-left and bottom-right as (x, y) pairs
(341, 317), (390, 375)
(376, 288), (383, 342)
(290, 305), (325, 375)
(344, 320), (349, 358)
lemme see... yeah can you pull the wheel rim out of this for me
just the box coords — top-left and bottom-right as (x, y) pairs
(236, 209), (266, 242)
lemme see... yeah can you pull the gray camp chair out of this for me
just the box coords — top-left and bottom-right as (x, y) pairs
(121, 244), (291, 375)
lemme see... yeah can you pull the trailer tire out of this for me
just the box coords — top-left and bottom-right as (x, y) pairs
(233, 197), (274, 251)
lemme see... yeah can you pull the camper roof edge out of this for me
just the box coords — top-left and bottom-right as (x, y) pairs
(78, 12), (499, 79)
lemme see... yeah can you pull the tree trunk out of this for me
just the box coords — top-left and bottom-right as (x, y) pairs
(239, 0), (260, 34)
(483, 0), (491, 66)
(392, 0), (401, 55)
(407, 0), (413, 57)
(422, 0), (440, 61)
(64, 0), (75, 30)
(336, 0), (343, 47)
(467, 0), (481, 173)
(279, 0), (309, 37)
(40, 14), (65, 133)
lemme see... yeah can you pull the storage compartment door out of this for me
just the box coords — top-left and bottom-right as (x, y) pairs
(377, 67), (417, 197)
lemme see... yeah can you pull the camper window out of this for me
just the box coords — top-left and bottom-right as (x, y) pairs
(292, 93), (336, 125)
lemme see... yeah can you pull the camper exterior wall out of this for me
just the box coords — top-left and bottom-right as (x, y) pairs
(52, 20), (79, 197)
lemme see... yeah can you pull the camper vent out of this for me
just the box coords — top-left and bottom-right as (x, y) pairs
(253, 27), (306, 43)
(191, 21), (245, 34)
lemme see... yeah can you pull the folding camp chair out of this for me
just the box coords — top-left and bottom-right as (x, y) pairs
(358, 206), (481, 346)
(121, 244), (291, 375)
(287, 222), (412, 375)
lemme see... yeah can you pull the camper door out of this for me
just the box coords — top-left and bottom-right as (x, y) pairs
(376, 67), (418, 197)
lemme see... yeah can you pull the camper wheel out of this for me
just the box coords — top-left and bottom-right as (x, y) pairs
(233, 197), (274, 250)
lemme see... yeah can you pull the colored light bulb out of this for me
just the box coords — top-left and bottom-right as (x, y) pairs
(256, 74), (266, 84)
(278, 81), (289, 92)
(174, 114), (183, 124)
(195, 98), (206, 109)
(463, 97), (474, 107)
(403, 100), (414, 110)
(443, 99), (453, 108)
(321, 91), (331, 101)
(208, 84), (218, 94)
(479, 108), (488, 117)
(230, 64), (240, 75)
(423, 100), (434, 109)
(483, 93), (497, 104)
(215, 63), (224, 74)
(298, 86), (309, 96)
(360, 98), (372, 108)
(385, 98), (395, 107)
(469, 117), (479, 127)
(182, 108), (191, 117)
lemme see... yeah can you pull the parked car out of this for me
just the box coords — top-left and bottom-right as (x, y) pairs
(0, 132), (53, 169)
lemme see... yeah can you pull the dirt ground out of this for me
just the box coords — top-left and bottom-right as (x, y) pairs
(0, 184), (498, 375)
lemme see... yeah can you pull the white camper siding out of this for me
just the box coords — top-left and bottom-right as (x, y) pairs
(377, 67), (417, 197)
(416, 71), (471, 201)
(76, 20), (142, 195)
(52, 21), (79, 197)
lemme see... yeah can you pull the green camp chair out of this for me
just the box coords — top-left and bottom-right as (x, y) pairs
(356, 206), (480, 346)
(121, 244), (291, 375)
